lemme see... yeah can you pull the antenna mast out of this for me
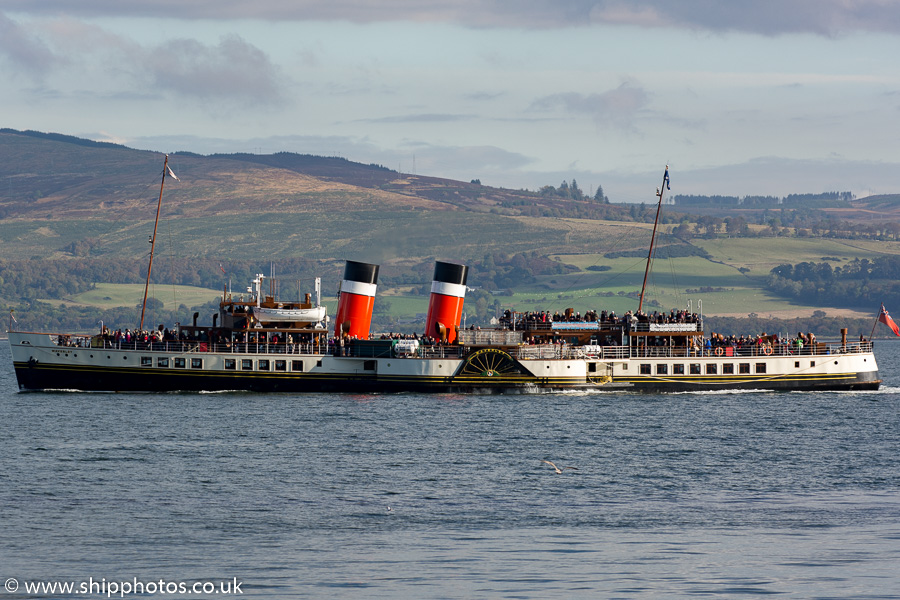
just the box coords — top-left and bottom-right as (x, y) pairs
(139, 154), (171, 331)
(638, 165), (670, 313)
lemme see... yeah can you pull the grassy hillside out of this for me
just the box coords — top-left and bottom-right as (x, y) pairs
(2, 129), (899, 327)
(40, 283), (224, 311)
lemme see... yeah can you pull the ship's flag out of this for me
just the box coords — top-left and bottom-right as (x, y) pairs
(220, 263), (226, 275)
(663, 166), (671, 190)
(879, 303), (900, 336)
(166, 165), (179, 180)
(9, 309), (16, 323)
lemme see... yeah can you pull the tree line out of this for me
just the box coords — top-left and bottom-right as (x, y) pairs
(767, 256), (900, 309)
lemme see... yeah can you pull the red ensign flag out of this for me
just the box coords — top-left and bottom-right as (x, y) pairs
(879, 304), (900, 336)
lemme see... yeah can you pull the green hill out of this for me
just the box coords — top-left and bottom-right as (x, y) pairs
(3, 128), (900, 332)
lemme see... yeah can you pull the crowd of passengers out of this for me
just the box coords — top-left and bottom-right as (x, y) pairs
(60, 326), (328, 350)
(60, 316), (851, 358)
(703, 331), (819, 354)
(500, 308), (701, 330)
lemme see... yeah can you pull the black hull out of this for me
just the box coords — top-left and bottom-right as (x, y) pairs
(13, 361), (882, 394)
(13, 362), (577, 394)
(622, 375), (882, 393)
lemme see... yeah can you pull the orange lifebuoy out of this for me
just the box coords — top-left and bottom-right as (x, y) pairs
(763, 346), (772, 356)
(715, 347), (723, 356)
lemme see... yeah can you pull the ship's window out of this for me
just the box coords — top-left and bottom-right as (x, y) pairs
(756, 363), (767, 374)
(275, 360), (286, 372)
(656, 364), (668, 375)
(673, 364), (684, 375)
(157, 357), (169, 368)
(241, 359), (253, 370)
(588, 362), (597, 373)
(723, 363), (734, 374)
(364, 360), (376, 371)
(191, 358), (203, 369)
(316, 360), (323, 367)
(640, 363), (651, 375)
(810, 361), (816, 367)
(690, 363), (701, 375)
(706, 363), (717, 375)
(174, 357), (186, 369)
(258, 359), (270, 371)
(795, 361), (800, 368)
(739, 363), (750, 374)
(141, 356), (152, 367)
(224, 359), (236, 370)
(622, 363), (628, 370)
(292, 360), (304, 372)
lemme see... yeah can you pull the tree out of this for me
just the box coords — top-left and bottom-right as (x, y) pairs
(724, 216), (749, 237)
(570, 179), (584, 200)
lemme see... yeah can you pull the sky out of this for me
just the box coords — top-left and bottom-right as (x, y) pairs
(1, 0), (899, 202)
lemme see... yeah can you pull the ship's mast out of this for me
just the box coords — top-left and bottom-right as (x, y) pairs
(139, 155), (171, 331)
(638, 165), (670, 313)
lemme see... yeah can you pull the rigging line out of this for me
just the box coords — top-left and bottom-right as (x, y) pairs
(569, 257), (650, 299)
(542, 224), (649, 313)
(96, 172), (174, 253)
(646, 246), (683, 312)
(164, 204), (177, 311)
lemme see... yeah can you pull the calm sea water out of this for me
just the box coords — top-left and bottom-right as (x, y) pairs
(1, 340), (899, 599)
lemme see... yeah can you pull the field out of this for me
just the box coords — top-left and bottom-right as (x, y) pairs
(692, 238), (900, 277)
(19, 231), (888, 322)
(41, 283), (225, 311)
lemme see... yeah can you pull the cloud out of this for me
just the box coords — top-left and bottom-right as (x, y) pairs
(2, 13), (288, 107)
(589, 0), (900, 36)
(126, 132), (535, 185)
(0, 11), (60, 77)
(4, 1), (900, 35)
(409, 144), (536, 174)
(530, 82), (649, 130)
(354, 114), (475, 124)
(599, 157), (900, 202)
(145, 34), (286, 106)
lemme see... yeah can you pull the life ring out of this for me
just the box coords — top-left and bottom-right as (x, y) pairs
(763, 346), (772, 356)
(715, 347), (723, 356)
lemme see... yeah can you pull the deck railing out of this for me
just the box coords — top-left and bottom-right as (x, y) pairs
(49, 334), (874, 360)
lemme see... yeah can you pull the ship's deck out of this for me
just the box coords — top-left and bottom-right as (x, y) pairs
(45, 333), (874, 361)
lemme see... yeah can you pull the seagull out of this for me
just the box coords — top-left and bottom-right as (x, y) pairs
(542, 460), (577, 474)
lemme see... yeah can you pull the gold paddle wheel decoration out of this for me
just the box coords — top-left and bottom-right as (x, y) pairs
(456, 348), (531, 379)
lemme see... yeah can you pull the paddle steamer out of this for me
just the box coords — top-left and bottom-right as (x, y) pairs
(7, 162), (881, 393)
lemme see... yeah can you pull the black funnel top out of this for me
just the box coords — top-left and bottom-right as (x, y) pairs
(433, 261), (468, 286)
(343, 260), (380, 285)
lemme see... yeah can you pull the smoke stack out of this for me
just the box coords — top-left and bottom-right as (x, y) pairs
(334, 260), (379, 339)
(425, 261), (468, 343)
